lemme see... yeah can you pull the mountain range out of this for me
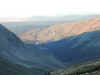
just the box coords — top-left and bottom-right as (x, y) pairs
(19, 17), (100, 43)
(19, 17), (100, 65)
(1, 16), (100, 75)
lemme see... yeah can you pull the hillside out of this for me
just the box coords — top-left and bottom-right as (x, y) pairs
(19, 17), (100, 43)
(0, 24), (65, 74)
(0, 57), (44, 75)
(51, 59), (100, 75)
(38, 30), (100, 64)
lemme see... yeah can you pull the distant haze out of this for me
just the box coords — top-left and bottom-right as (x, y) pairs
(0, 15), (99, 34)
(0, 15), (100, 22)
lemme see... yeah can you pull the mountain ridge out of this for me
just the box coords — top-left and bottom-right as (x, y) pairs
(19, 17), (100, 43)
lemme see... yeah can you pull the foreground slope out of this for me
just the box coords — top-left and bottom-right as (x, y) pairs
(0, 57), (44, 75)
(19, 17), (100, 43)
(51, 59), (100, 75)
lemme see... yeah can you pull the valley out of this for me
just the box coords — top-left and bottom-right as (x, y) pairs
(1, 16), (100, 75)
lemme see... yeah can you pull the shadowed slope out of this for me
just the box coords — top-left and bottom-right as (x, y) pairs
(0, 57), (45, 75)
(0, 24), (64, 71)
(38, 30), (100, 65)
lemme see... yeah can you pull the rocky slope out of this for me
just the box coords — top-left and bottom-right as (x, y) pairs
(19, 17), (100, 43)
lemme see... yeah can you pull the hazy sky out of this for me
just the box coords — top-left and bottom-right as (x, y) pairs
(0, 0), (100, 18)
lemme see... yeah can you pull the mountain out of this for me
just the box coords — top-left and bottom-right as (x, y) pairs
(2, 16), (100, 74)
(42, 30), (100, 75)
(19, 17), (100, 43)
(19, 17), (100, 67)
(39, 30), (100, 64)
(0, 24), (65, 73)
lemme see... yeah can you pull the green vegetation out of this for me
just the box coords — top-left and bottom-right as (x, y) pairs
(51, 59), (100, 75)
(0, 57), (45, 75)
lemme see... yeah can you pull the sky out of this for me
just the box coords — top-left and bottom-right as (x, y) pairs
(0, 0), (100, 18)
